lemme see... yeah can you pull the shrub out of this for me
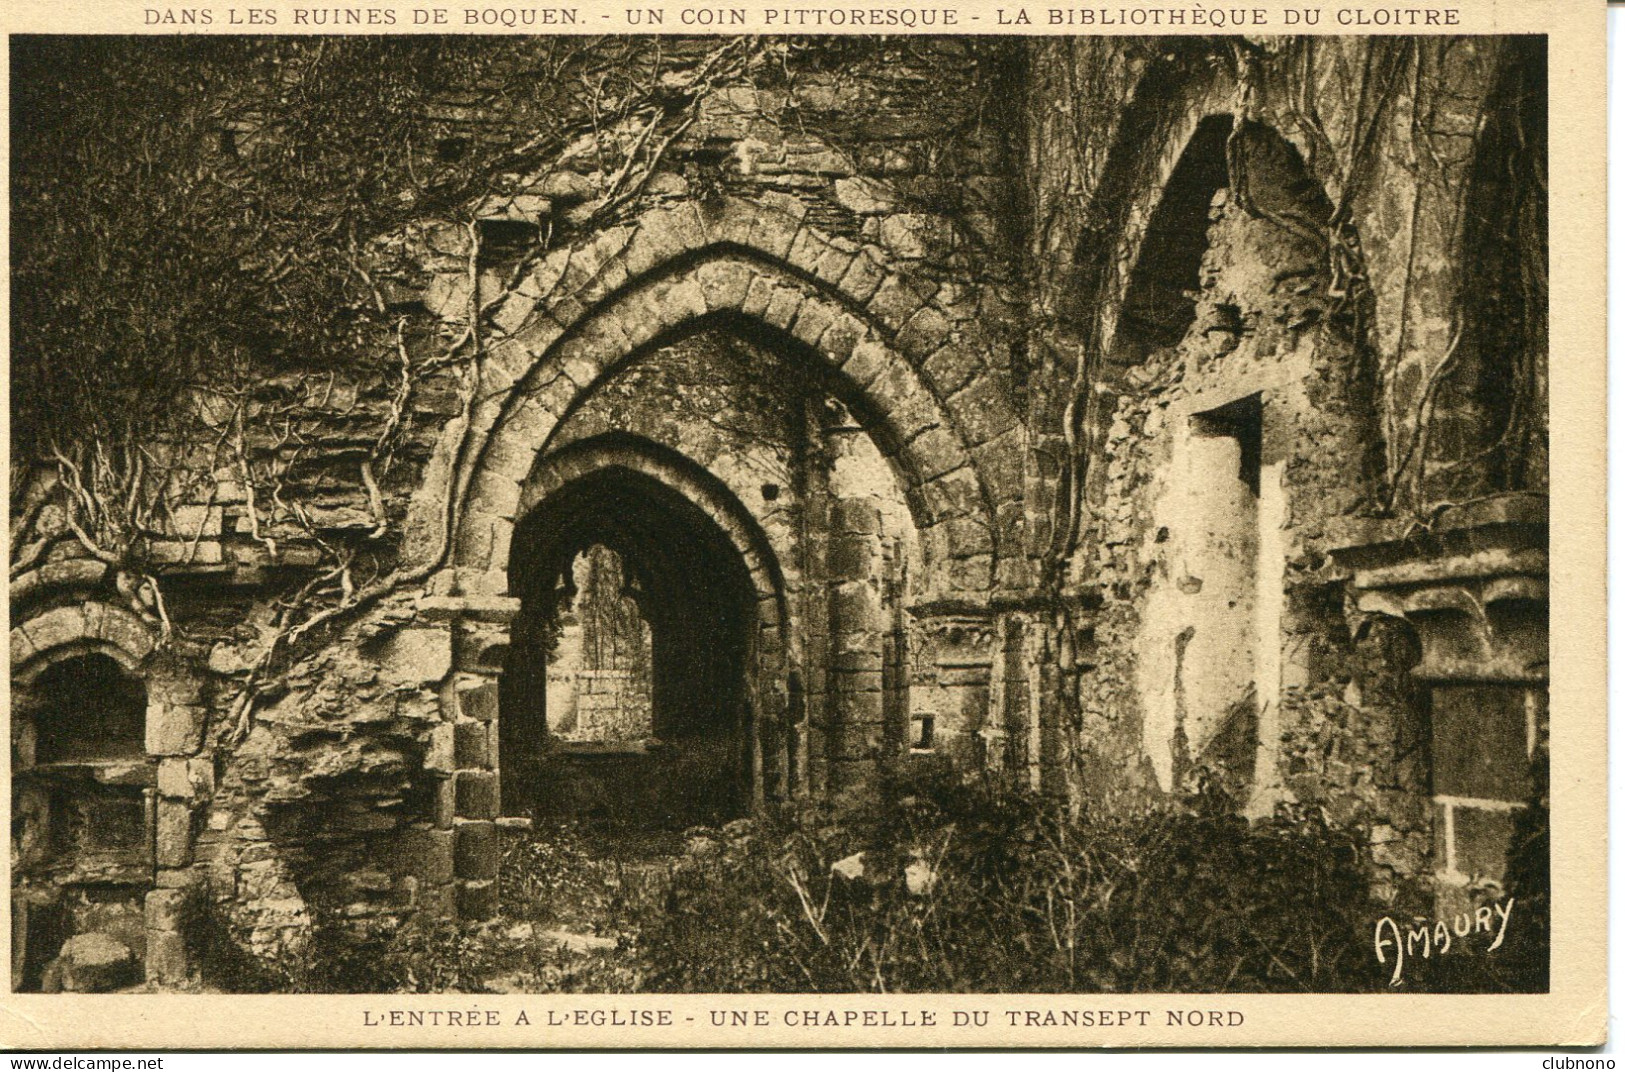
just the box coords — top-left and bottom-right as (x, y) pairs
(182, 767), (1549, 994)
(634, 767), (1391, 993)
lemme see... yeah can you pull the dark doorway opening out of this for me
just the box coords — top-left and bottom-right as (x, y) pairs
(501, 464), (760, 831)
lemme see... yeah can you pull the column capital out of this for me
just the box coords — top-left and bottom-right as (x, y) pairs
(1330, 492), (1547, 684)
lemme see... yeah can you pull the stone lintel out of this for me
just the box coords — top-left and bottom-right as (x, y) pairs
(417, 594), (522, 625)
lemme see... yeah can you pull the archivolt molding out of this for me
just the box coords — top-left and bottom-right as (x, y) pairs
(405, 196), (1026, 601)
(10, 602), (157, 684)
(516, 433), (791, 631)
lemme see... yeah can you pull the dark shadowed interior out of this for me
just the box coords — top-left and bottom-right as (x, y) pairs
(501, 465), (759, 829)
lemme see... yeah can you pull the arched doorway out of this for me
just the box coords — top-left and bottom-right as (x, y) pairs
(499, 462), (771, 830)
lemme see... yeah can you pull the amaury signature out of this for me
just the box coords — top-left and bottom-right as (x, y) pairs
(1373, 898), (1515, 986)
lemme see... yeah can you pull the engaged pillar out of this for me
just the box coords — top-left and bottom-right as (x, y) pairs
(1332, 494), (1548, 908)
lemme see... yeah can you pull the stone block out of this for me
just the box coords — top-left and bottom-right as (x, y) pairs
(455, 820), (500, 880)
(827, 533), (880, 580)
(455, 770), (500, 819)
(466, 470), (523, 523)
(20, 606), (87, 655)
(457, 879), (499, 921)
(170, 504), (223, 539)
(911, 427), (966, 482)
(751, 211), (801, 261)
(458, 679), (501, 722)
(867, 274), (932, 332)
(455, 721), (492, 769)
(829, 649), (885, 674)
(538, 171), (596, 202)
(147, 703), (205, 757)
(380, 627), (453, 686)
(948, 555), (995, 593)
(144, 888), (188, 934)
(812, 243), (859, 287)
(837, 251), (888, 304)
(646, 273), (708, 325)
(425, 272), (473, 321)
(923, 342), (981, 397)
(895, 305), (955, 363)
(425, 722), (455, 774)
(11, 627), (37, 668)
(156, 800), (195, 868)
(762, 285), (804, 331)
(920, 467), (982, 521)
(817, 314), (865, 365)
(55, 933), (137, 993)
(879, 214), (954, 260)
(144, 930), (190, 987)
(157, 759), (194, 800)
(433, 776), (457, 829)
(829, 582), (882, 633)
(830, 498), (883, 536)
(399, 826), (456, 885)
(789, 299), (837, 351)
(731, 275), (770, 321)
(694, 259), (755, 312)
(940, 517), (996, 557)
(834, 176), (897, 215)
(841, 338), (891, 388)
(785, 227), (834, 275)
(953, 375), (1020, 446)
(492, 292), (539, 340)
(832, 685), (885, 724)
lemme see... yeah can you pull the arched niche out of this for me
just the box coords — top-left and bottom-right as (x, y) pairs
(1109, 114), (1334, 369)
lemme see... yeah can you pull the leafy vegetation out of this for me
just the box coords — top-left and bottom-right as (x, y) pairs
(180, 766), (1547, 995)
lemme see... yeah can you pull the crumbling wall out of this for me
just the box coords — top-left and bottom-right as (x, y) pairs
(1023, 36), (1546, 898)
(8, 34), (1546, 984)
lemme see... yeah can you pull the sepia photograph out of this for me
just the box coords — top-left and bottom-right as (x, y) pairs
(1, 6), (1601, 1049)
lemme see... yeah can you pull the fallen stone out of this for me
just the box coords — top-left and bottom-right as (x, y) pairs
(831, 852), (866, 882)
(54, 933), (137, 993)
(904, 858), (938, 896)
(539, 930), (617, 955)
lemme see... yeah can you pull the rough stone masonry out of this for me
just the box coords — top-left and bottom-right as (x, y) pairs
(9, 34), (1547, 988)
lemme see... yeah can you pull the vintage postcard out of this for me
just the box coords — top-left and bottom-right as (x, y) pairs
(0, 0), (1605, 1050)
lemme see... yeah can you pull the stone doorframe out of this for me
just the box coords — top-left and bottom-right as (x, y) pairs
(402, 195), (1026, 607)
(416, 435), (793, 919)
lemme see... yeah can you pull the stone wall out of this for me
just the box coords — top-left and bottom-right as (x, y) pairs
(1021, 35), (1547, 897)
(9, 34), (1547, 986)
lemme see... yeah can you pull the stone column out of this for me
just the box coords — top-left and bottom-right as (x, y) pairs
(825, 494), (886, 792)
(145, 662), (211, 985)
(818, 405), (892, 796)
(989, 610), (1041, 786)
(420, 576), (520, 921)
(1331, 494), (1548, 907)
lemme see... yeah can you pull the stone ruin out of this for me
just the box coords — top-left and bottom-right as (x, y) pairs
(8, 35), (1548, 989)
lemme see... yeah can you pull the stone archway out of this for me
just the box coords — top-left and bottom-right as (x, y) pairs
(414, 202), (1029, 917)
(406, 197), (1025, 604)
(498, 435), (790, 829)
